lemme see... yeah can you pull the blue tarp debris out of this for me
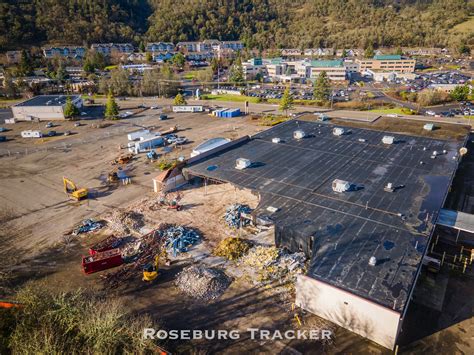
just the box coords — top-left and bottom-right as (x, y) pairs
(224, 204), (252, 228)
(159, 225), (200, 257)
(73, 219), (103, 235)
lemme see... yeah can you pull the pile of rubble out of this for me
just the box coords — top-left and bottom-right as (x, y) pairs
(241, 246), (307, 285)
(159, 225), (200, 257)
(175, 265), (231, 301)
(223, 204), (252, 228)
(213, 237), (252, 261)
(106, 210), (145, 234)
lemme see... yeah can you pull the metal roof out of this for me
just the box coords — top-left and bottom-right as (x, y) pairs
(310, 60), (344, 68)
(14, 95), (81, 107)
(373, 54), (403, 60)
(184, 120), (465, 313)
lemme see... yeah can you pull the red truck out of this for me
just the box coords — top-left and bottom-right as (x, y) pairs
(82, 248), (123, 274)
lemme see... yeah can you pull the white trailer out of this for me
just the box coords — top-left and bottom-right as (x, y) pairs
(172, 105), (204, 113)
(127, 129), (150, 141)
(21, 130), (42, 138)
(129, 136), (164, 154)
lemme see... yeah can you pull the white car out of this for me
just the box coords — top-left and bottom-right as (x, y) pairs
(80, 112), (87, 116)
(425, 110), (436, 116)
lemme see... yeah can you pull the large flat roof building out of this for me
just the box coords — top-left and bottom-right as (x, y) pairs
(184, 119), (466, 349)
(356, 54), (416, 73)
(12, 95), (83, 121)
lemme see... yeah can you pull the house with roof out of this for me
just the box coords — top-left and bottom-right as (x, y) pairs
(90, 43), (134, 56)
(146, 42), (175, 53)
(42, 46), (86, 59)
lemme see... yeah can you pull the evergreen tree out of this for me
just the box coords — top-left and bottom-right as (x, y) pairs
(63, 96), (79, 118)
(139, 41), (146, 52)
(341, 49), (348, 58)
(364, 44), (375, 58)
(313, 71), (331, 102)
(279, 86), (294, 115)
(3, 71), (18, 98)
(229, 58), (244, 83)
(171, 53), (185, 69)
(450, 85), (470, 101)
(18, 50), (33, 77)
(174, 93), (187, 105)
(104, 91), (119, 120)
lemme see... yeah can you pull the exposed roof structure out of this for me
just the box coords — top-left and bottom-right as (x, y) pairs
(373, 54), (403, 60)
(14, 95), (81, 107)
(184, 120), (464, 313)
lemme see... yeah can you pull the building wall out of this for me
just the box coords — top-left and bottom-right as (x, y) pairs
(295, 275), (401, 349)
(356, 59), (416, 73)
(12, 106), (65, 120)
(310, 67), (346, 81)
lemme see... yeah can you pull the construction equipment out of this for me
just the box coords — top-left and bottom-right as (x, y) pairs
(112, 153), (133, 165)
(147, 150), (158, 161)
(142, 250), (170, 282)
(158, 192), (182, 211)
(63, 177), (88, 200)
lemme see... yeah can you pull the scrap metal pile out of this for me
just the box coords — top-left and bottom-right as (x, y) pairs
(175, 265), (231, 301)
(240, 246), (307, 285)
(102, 224), (200, 288)
(223, 204), (252, 228)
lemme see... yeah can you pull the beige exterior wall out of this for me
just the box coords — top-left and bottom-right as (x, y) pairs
(356, 59), (416, 73)
(309, 67), (346, 81)
(12, 106), (65, 120)
(295, 275), (401, 349)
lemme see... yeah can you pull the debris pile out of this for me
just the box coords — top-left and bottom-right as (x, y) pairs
(89, 235), (123, 255)
(241, 246), (306, 284)
(213, 237), (252, 261)
(160, 225), (200, 257)
(107, 210), (145, 234)
(224, 204), (252, 228)
(175, 265), (231, 301)
(72, 219), (103, 235)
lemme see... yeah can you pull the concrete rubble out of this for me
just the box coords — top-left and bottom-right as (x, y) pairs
(175, 265), (231, 301)
(106, 210), (145, 234)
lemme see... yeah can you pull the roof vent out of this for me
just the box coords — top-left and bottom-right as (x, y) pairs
(384, 182), (395, 192)
(369, 256), (377, 266)
(293, 130), (305, 140)
(332, 179), (351, 192)
(333, 127), (345, 136)
(272, 137), (281, 143)
(382, 136), (395, 144)
(235, 158), (251, 170)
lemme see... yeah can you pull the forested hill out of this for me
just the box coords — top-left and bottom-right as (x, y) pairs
(1, 0), (473, 51)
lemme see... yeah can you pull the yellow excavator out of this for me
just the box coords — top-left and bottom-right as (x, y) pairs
(63, 177), (88, 200)
(142, 250), (170, 282)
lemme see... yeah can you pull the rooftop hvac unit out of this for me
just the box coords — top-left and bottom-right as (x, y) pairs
(272, 138), (281, 143)
(382, 136), (395, 144)
(293, 130), (305, 140)
(333, 127), (345, 136)
(235, 158), (251, 170)
(332, 179), (351, 193)
(369, 256), (377, 266)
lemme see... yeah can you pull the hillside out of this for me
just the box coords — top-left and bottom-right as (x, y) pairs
(0, 0), (472, 51)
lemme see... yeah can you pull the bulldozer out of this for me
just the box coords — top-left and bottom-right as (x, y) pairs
(63, 177), (88, 200)
(142, 249), (170, 282)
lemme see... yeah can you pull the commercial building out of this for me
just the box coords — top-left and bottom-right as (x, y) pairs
(12, 95), (83, 121)
(307, 60), (346, 81)
(356, 55), (416, 73)
(366, 69), (418, 82)
(242, 58), (265, 80)
(183, 119), (465, 350)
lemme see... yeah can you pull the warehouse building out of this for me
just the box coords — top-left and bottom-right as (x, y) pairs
(12, 95), (83, 121)
(183, 119), (466, 349)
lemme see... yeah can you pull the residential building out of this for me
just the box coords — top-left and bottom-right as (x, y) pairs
(90, 43), (134, 56)
(6, 50), (21, 64)
(356, 55), (416, 73)
(281, 49), (302, 56)
(219, 41), (244, 51)
(146, 42), (175, 53)
(303, 48), (335, 57)
(12, 95), (83, 120)
(42, 46), (86, 59)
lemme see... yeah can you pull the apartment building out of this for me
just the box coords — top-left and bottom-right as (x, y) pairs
(90, 43), (134, 56)
(146, 42), (175, 53)
(356, 55), (416, 73)
(42, 46), (86, 59)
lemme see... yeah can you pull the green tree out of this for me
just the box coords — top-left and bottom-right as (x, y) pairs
(105, 91), (119, 119)
(229, 57), (244, 83)
(109, 67), (130, 96)
(341, 49), (348, 58)
(313, 71), (331, 101)
(395, 47), (403, 55)
(279, 86), (294, 115)
(450, 85), (470, 101)
(171, 53), (185, 68)
(364, 44), (375, 58)
(210, 57), (219, 74)
(174, 93), (187, 105)
(145, 52), (153, 62)
(17, 50), (33, 77)
(63, 96), (79, 118)
(2, 71), (18, 98)
(139, 41), (145, 52)
(55, 62), (67, 82)
(458, 43), (471, 55)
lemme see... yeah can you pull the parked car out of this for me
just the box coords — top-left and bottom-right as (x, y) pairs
(0, 136), (6, 142)
(0, 127), (7, 132)
(159, 114), (168, 120)
(74, 122), (81, 127)
(64, 131), (71, 136)
(80, 112), (87, 116)
(45, 122), (53, 128)
(47, 130), (56, 137)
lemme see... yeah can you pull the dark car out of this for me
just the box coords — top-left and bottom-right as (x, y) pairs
(47, 130), (56, 137)
(0, 136), (6, 142)
(159, 114), (168, 120)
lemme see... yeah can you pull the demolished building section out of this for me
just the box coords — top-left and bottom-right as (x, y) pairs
(183, 119), (466, 349)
